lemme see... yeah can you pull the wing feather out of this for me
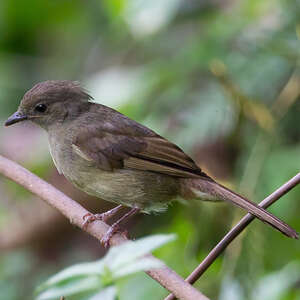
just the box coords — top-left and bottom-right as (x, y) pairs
(72, 121), (209, 179)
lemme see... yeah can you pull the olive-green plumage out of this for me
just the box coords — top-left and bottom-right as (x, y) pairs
(5, 80), (298, 239)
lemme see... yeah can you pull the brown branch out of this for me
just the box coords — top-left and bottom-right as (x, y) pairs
(0, 154), (209, 300)
(165, 172), (300, 300)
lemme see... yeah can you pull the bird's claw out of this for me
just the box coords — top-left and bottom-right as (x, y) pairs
(83, 206), (137, 248)
(100, 224), (121, 248)
(82, 212), (106, 229)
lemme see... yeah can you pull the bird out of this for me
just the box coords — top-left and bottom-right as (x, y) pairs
(5, 80), (298, 247)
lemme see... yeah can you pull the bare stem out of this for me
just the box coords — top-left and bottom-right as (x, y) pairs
(0, 154), (209, 300)
(165, 172), (300, 300)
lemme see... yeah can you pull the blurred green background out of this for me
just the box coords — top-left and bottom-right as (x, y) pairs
(0, 0), (300, 299)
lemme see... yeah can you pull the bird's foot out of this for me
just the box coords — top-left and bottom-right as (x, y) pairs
(82, 205), (124, 229)
(100, 224), (129, 248)
(82, 213), (100, 229)
(83, 207), (140, 248)
(101, 207), (140, 248)
(97, 205), (124, 222)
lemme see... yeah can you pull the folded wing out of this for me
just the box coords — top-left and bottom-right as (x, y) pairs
(72, 124), (210, 179)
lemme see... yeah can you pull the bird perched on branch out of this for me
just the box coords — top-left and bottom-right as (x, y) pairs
(5, 80), (298, 247)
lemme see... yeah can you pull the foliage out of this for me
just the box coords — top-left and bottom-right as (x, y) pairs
(36, 234), (175, 300)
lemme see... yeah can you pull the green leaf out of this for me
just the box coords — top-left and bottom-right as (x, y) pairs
(36, 234), (176, 299)
(88, 286), (117, 300)
(103, 234), (176, 272)
(112, 257), (163, 279)
(37, 261), (104, 292)
(252, 262), (300, 300)
(36, 277), (101, 300)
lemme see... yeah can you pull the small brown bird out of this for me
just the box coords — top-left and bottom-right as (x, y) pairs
(5, 80), (298, 246)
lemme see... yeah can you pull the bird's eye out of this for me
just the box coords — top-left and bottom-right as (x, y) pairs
(34, 103), (47, 113)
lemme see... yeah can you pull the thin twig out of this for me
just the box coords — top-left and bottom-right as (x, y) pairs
(0, 154), (209, 300)
(219, 69), (300, 279)
(165, 172), (300, 300)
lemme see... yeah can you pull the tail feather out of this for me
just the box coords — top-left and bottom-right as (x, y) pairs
(188, 179), (298, 239)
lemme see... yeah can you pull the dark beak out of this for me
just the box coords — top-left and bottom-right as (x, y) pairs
(5, 111), (28, 126)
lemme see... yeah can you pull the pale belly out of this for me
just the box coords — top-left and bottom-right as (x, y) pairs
(70, 166), (180, 213)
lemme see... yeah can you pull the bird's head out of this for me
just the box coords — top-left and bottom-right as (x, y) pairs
(5, 80), (92, 129)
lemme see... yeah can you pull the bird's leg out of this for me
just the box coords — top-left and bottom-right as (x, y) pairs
(101, 207), (140, 248)
(95, 204), (125, 222)
(82, 205), (124, 229)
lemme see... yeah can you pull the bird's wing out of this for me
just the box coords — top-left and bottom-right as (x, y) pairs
(72, 124), (210, 179)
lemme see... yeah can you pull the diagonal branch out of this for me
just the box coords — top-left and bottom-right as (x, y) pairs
(0, 154), (209, 300)
(165, 172), (300, 300)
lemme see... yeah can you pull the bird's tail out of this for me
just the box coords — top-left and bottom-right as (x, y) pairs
(183, 178), (298, 239)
